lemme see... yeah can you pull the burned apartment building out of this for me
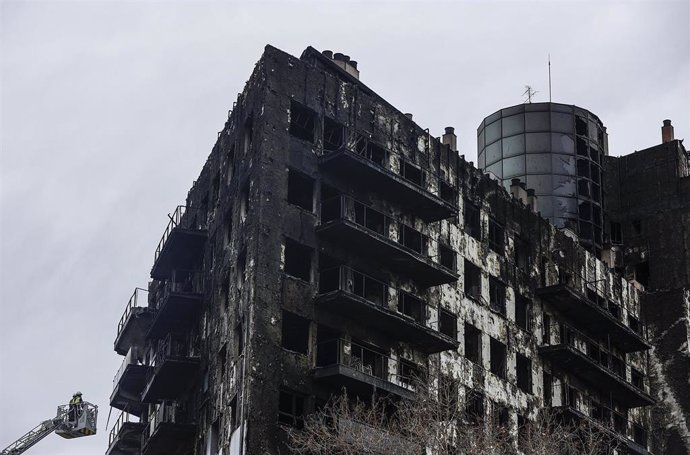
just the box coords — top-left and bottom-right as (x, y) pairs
(106, 45), (655, 455)
(604, 124), (690, 455)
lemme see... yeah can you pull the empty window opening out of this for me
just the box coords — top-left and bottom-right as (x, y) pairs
(631, 368), (644, 389)
(579, 201), (592, 221)
(402, 161), (424, 187)
(278, 389), (305, 428)
(281, 311), (310, 355)
(464, 199), (481, 240)
(464, 323), (482, 364)
(222, 271), (230, 310)
(398, 359), (421, 387)
(578, 179), (590, 198)
(611, 355), (625, 377)
(355, 135), (387, 166)
(464, 260), (481, 300)
(439, 309), (457, 339)
(400, 224), (425, 254)
(440, 180), (457, 203)
(577, 159), (590, 178)
(287, 170), (314, 211)
(517, 414), (529, 451)
(225, 145), (235, 185)
(489, 277), (506, 315)
(284, 239), (312, 282)
(354, 202), (386, 235)
(353, 270), (387, 307)
(542, 313), (551, 344)
(465, 391), (485, 425)
(575, 116), (588, 136)
(628, 315), (641, 334)
(398, 292), (424, 324)
(320, 185), (341, 222)
(576, 137), (588, 156)
(493, 404), (510, 428)
(591, 165), (600, 182)
(206, 418), (220, 455)
(240, 181), (250, 222)
(236, 250), (246, 290)
(515, 238), (529, 271)
(229, 395), (239, 431)
(289, 101), (315, 143)
(488, 218), (504, 253)
(234, 322), (244, 357)
(609, 302), (622, 320)
(489, 337), (507, 379)
(439, 244), (456, 270)
(543, 372), (552, 406)
(323, 117), (345, 151)
(515, 294), (532, 332)
(516, 353), (532, 393)
(242, 116), (253, 156)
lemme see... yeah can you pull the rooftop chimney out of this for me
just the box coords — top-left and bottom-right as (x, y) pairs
(662, 119), (674, 143)
(326, 50), (360, 80)
(442, 127), (457, 152)
(404, 113), (413, 120)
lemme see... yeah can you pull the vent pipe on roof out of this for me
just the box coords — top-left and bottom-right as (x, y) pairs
(442, 127), (457, 152)
(662, 119), (675, 143)
(325, 50), (359, 80)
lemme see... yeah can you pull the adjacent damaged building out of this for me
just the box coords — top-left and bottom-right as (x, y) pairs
(106, 45), (661, 455)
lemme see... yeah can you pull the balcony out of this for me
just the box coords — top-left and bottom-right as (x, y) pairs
(115, 288), (153, 356)
(110, 346), (149, 417)
(147, 270), (204, 339)
(141, 402), (196, 455)
(106, 412), (144, 455)
(536, 282), (649, 352)
(539, 323), (654, 407)
(141, 334), (200, 403)
(314, 338), (422, 400)
(317, 267), (458, 353)
(556, 391), (651, 455)
(319, 136), (457, 222)
(151, 205), (207, 280)
(317, 196), (458, 287)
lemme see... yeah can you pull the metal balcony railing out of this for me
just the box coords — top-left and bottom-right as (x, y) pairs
(149, 334), (193, 372)
(154, 205), (207, 265)
(316, 338), (424, 392)
(142, 401), (193, 447)
(113, 346), (145, 387)
(560, 388), (649, 449)
(108, 412), (140, 446)
(320, 195), (446, 264)
(151, 270), (205, 311)
(543, 323), (647, 393)
(318, 266), (432, 327)
(322, 131), (456, 205)
(117, 288), (149, 337)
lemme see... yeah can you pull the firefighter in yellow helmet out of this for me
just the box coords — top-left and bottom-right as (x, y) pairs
(68, 392), (83, 424)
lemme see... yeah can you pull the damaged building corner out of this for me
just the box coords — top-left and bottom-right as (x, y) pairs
(106, 45), (688, 455)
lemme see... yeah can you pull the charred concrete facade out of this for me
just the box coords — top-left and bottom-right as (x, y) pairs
(604, 130), (690, 455)
(107, 45), (654, 455)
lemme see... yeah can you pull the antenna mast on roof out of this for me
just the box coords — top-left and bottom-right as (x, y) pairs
(523, 85), (538, 104)
(548, 54), (552, 102)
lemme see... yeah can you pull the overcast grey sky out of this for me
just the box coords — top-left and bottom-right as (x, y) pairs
(1, 1), (688, 453)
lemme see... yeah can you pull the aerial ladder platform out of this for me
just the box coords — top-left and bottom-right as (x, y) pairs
(1, 401), (98, 455)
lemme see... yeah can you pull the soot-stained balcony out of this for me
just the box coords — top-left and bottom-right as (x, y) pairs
(106, 412), (145, 455)
(318, 130), (457, 222)
(146, 270), (204, 339)
(114, 287), (153, 356)
(151, 205), (207, 280)
(536, 273), (649, 352)
(110, 346), (149, 417)
(314, 338), (422, 400)
(316, 195), (458, 287)
(141, 334), (200, 403)
(555, 388), (651, 455)
(316, 266), (458, 353)
(141, 402), (196, 455)
(540, 323), (654, 407)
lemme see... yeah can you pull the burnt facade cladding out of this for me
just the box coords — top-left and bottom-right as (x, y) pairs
(477, 103), (607, 253)
(107, 45), (656, 455)
(604, 126), (690, 455)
